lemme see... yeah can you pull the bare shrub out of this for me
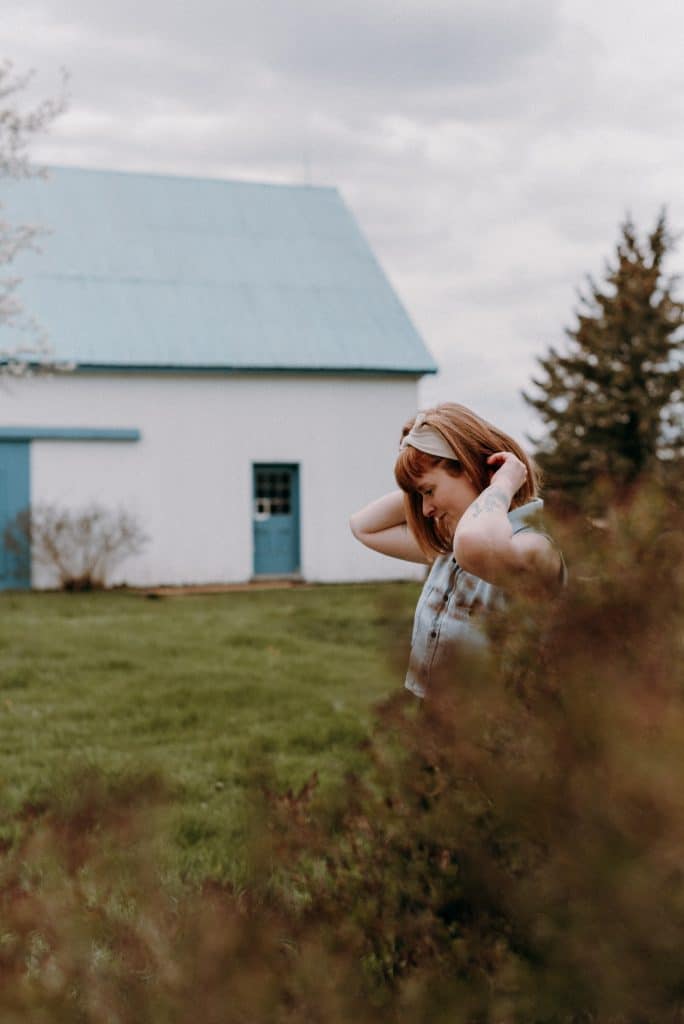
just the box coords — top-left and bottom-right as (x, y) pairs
(4, 502), (148, 590)
(1, 60), (70, 373)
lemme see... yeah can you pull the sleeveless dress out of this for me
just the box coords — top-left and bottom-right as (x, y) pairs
(405, 499), (556, 698)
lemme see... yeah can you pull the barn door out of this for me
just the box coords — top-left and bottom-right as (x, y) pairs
(253, 464), (300, 576)
(0, 442), (30, 590)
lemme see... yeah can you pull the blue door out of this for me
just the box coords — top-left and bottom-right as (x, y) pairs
(0, 442), (30, 590)
(253, 464), (300, 576)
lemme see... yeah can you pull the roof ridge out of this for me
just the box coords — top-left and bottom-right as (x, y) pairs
(44, 163), (338, 194)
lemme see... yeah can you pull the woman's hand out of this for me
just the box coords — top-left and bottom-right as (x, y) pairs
(486, 451), (528, 502)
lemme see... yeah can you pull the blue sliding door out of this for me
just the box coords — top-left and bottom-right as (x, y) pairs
(253, 464), (300, 576)
(0, 442), (30, 589)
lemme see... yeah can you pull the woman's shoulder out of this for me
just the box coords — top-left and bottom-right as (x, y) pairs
(507, 497), (545, 535)
(508, 498), (567, 587)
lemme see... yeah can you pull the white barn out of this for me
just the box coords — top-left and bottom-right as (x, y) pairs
(0, 167), (437, 589)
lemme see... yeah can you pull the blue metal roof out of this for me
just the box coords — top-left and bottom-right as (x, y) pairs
(0, 166), (437, 375)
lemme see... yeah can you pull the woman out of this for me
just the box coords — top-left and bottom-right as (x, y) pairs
(350, 403), (564, 698)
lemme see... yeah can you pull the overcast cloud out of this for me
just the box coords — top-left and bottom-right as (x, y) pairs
(4, 0), (684, 442)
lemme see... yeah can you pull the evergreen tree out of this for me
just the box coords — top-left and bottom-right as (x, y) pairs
(524, 213), (684, 502)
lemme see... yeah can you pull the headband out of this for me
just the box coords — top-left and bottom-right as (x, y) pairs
(400, 413), (458, 461)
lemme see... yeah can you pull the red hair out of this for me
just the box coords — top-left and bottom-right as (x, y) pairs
(394, 403), (540, 558)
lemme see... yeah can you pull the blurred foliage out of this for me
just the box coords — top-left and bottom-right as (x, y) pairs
(0, 478), (682, 1021)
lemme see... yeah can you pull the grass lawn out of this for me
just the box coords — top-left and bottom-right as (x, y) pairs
(0, 583), (419, 883)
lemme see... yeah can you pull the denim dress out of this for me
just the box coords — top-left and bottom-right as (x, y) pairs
(405, 499), (549, 698)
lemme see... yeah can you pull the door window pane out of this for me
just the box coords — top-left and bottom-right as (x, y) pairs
(255, 468), (291, 515)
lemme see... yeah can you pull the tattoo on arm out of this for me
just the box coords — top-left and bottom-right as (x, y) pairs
(468, 486), (510, 519)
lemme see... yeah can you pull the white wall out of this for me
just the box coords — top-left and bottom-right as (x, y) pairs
(2, 372), (426, 587)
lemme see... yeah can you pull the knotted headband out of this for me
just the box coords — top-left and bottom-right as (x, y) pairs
(400, 412), (459, 461)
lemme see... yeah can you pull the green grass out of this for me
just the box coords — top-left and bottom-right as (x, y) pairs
(0, 583), (418, 882)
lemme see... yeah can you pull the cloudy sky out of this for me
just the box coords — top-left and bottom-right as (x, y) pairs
(4, 0), (684, 444)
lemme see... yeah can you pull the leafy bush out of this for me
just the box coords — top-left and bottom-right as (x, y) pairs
(0, 479), (682, 1022)
(4, 502), (148, 590)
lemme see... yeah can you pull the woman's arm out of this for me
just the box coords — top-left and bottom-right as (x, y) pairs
(453, 453), (562, 590)
(350, 490), (428, 564)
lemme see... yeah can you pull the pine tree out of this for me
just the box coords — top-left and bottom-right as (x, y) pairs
(524, 213), (684, 502)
